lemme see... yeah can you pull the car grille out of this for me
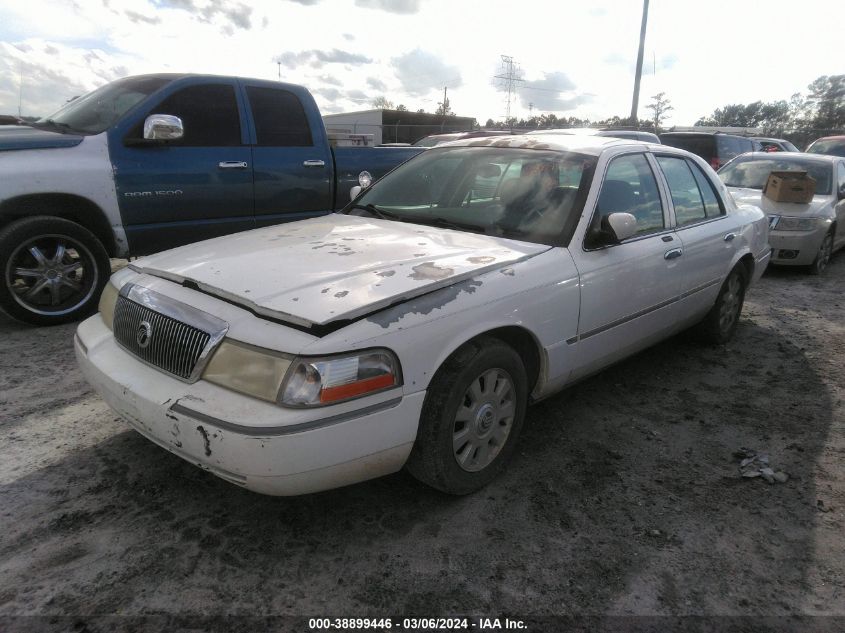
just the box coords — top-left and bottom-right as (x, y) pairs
(113, 295), (212, 381)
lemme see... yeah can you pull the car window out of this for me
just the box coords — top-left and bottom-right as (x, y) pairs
(838, 162), (845, 193)
(660, 135), (716, 163)
(718, 156), (832, 195)
(148, 84), (241, 146)
(716, 135), (753, 162)
(807, 139), (845, 157)
(689, 162), (725, 218)
(595, 153), (664, 235)
(656, 156), (708, 226)
(352, 147), (596, 246)
(246, 86), (313, 147)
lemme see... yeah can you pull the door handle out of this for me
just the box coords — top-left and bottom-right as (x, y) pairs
(303, 159), (326, 167)
(218, 161), (248, 169)
(664, 248), (683, 260)
(724, 233), (736, 242)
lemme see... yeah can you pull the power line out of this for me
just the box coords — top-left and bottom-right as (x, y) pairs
(493, 55), (524, 121)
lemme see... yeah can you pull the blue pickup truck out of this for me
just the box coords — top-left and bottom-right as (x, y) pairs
(0, 74), (422, 325)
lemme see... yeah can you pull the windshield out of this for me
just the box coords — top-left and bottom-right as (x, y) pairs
(718, 156), (832, 195)
(348, 146), (596, 246)
(807, 139), (845, 157)
(35, 76), (172, 134)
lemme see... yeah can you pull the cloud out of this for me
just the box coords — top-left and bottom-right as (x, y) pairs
(343, 33), (355, 41)
(366, 76), (386, 91)
(277, 48), (372, 68)
(160, 0), (252, 31)
(391, 49), (462, 96)
(603, 52), (678, 73)
(313, 87), (342, 101)
(318, 74), (342, 86)
(287, 0), (321, 4)
(124, 10), (162, 25)
(346, 89), (368, 102)
(516, 72), (589, 112)
(0, 40), (129, 116)
(355, 0), (420, 14)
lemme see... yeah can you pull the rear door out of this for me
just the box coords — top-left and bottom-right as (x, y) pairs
(653, 154), (741, 321)
(112, 80), (255, 255)
(241, 82), (334, 228)
(567, 151), (682, 380)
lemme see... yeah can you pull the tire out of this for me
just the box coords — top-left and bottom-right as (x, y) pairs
(0, 216), (110, 326)
(406, 337), (528, 495)
(807, 232), (833, 276)
(696, 265), (747, 345)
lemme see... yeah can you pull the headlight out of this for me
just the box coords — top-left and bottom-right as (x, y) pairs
(280, 349), (401, 407)
(99, 282), (119, 330)
(203, 340), (292, 402)
(771, 216), (821, 231)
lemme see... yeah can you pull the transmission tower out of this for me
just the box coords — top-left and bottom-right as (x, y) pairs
(494, 55), (524, 121)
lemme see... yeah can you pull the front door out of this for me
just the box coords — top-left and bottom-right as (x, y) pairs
(568, 152), (682, 380)
(111, 81), (254, 255)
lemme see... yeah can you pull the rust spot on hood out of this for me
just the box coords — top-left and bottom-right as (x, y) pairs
(467, 256), (495, 264)
(410, 262), (454, 280)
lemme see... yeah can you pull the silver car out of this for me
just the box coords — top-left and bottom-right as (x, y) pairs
(720, 153), (845, 274)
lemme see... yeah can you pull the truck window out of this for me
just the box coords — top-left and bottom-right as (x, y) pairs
(150, 84), (242, 146)
(245, 86), (313, 147)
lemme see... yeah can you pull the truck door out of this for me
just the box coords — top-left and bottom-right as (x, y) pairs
(240, 83), (334, 228)
(111, 80), (254, 255)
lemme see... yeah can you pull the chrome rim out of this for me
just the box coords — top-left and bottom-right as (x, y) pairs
(452, 368), (515, 473)
(815, 236), (832, 273)
(718, 273), (742, 334)
(5, 234), (98, 316)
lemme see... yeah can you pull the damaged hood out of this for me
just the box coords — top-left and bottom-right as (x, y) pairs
(727, 187), (832, 216)
(131, 214), (550, 327)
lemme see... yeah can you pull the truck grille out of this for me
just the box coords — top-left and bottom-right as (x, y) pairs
(112, 286), (227, 381)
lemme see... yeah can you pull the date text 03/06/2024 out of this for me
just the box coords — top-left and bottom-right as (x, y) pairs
(307, 617), (528, 630)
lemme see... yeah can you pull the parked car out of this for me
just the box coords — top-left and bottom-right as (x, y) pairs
(76, 134), (770, 496)
(528, 128), (661, 143)
(413, 130), (512, 147)
(660, 131), (754, 170)
(0, 74), (422, 326)
(806, 135), (845, 157)
(719, 152), (845, 274)
(751, 137), (799, 153)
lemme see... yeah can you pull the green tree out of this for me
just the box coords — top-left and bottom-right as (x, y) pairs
(371, 96), (394, 109)
(395, 104), (407, 112)
(806, 75), (845, 129)
(435, 96), (452, 116)
(646, 92), (673, 129)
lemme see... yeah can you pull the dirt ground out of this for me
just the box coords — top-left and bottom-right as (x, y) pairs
(0, 254), (843, 632)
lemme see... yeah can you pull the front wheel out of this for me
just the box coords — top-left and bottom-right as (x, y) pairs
(406, 337), (528, 495)
(808, 232), (833, 275)
(696, 266), (746, 344)
(0, 216), (110, 326)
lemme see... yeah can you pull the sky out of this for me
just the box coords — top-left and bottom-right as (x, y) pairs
(0, 0), (841, 126)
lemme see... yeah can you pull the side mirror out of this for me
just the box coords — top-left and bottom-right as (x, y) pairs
(839, 185), (845, 200)
(603, 212), (638, 242)
(350, 185), (362, 200)
(143, 114), (183, 141)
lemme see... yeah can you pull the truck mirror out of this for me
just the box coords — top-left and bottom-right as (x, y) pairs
(143, 114), (184, 141)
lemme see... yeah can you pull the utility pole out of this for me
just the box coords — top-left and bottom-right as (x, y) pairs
(18, 64), (23, 118)
(494, 55), (524, 125)
(277, 61), (281, 81)
(630, 0), (649, 125)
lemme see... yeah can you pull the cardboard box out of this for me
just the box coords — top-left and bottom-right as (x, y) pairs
(764, 171), (816, 204)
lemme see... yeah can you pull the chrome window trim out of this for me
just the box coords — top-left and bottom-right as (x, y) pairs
(116, 283), (229, 383)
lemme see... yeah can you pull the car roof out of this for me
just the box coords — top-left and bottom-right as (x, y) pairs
(730, 151), (838, 165)
(438, 133), (669, 156)
(811, 135), (845, 141)
(751, 136), (789, 143)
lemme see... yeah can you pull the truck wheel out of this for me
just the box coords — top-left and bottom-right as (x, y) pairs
(0, 216), (110, 326)
(406, 337), (528, 495)
(696, 265), (746, 345)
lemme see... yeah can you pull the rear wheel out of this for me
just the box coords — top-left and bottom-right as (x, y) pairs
(0, 216), (110, 326)
(406, 337), (528, 495)
(696, 266), (746, 344)
(808, 232), (833, 275)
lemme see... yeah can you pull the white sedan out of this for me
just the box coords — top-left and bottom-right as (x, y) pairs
(719, 152), (845, 274)
(76, 135), (770, 496)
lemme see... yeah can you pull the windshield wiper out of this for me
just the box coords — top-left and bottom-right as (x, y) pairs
(348, 203), (402, 221)
(410, 216), (485, 234)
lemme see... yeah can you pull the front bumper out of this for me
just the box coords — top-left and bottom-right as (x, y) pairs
(769, 225), (828, 266)
(75, 314), (424, 495)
